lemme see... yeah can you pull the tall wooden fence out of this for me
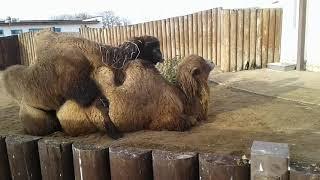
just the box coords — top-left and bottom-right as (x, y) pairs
(0, 35), (21, 69)
(79, 8), (282, 72)
(12, 8), (282, 72)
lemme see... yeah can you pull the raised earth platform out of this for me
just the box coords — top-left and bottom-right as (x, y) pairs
(1, 70), (320, 177)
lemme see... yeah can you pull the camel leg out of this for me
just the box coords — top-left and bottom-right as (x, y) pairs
(19, 103), (61, 136)
(149, 114), (195, 132)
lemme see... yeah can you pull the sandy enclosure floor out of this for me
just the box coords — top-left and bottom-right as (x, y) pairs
(0, 71), (320, 171)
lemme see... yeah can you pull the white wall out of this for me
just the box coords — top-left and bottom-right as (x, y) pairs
(0, 23), (102, 37)
(305, 0), (320, 71)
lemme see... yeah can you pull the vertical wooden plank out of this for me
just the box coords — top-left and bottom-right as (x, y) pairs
(297, 0), (307, 71)
(137, 23), (142, 36)
(6, 135), (41, 180)
(149, 22), (154, 36)
(166, 18), (172, 59)
(117, 26), (122, 44)
(217, 8), (222, 67)
(156, 21), (162, 56)
(110, 27), (115, 46)
(249, 8), (257, 69)
(237, 9), (244, 71)
(153, 150), (198, 180)
(134, 24), (139, 37)
(262, 9), (270, 68)
(212, 8), (218, 64)
(221, 9), (230, 72)
(174, 17), (180, 58)
(119, 26), (124, 42)
(152, 21), (157, 37)
(256, 9), (263, 68)
(109, 146), (152, 180)
(198, 11), (203, 56)
(145, 22), (150, 35)
(268, 8), (276, 63)
(73, 143), (110, 180)
(0, 136), (11, 179)
(188, 14), (193, 55)
(170, 18), (176, 59)
(161, 19), (168, 60)
(27, 33), (34, 64)
(38, 139), (74, 180)
(179, 16), (184, 58)
(202, 10), (208, 59)
(192, 13), (198, 55)
(230, 9), (237, 72)
(130, 25), (135, 39)
(107, 28), (112, 45)
(207, 9), (213, 62)
(183, 15), (189, 57)
(98, 29), (103, 43)
(274, 8), (283, 63)
(243, 9), (250, 70)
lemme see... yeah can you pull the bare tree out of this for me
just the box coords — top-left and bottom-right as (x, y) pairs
(51, 13), (93, 20)
(99, 11), (130, 27)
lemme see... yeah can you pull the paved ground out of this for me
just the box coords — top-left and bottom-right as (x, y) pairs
(210, 69), (320, 105)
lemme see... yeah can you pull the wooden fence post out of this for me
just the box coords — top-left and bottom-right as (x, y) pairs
(230, 9), (237, 72)
(38, 138), (74, 180)
(152, 150), (198, 180)
(6, 135), (41, 180)
(221, 9), (230, 72)
(256, 9), (263, 68)
(0, 136), (11, 180)
(251, 141), (289, 180)
(199, 153), (250, 180)
(249, 8), (257, 69)
(109, 146), (152, 180)
(243, 9), (250, 70)
(73, 143), (110, 180)
(236, 9), (244, 71)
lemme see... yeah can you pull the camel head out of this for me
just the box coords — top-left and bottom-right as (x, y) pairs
(176, 55), (215, 121)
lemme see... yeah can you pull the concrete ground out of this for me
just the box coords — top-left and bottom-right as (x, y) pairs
(210, 69), (320, 105)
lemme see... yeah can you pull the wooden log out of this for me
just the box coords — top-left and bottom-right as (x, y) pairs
(170, 18), (176, 59)
(188, 14), (193, 55)
(166, 19), (172, 59)
(199, 153), (250, 180)
(249, 8), (257, 69)
(192, 13), (198, 55)
(197, 11), (203, 56)
(202, 10), (208, 59)
(243, 9), (250, 70)
(116, 26), (121, 45)
(161, 19), (168, 60)
(262, 9), (270, 68)
(230, 9), (237, 72)
(149, 21), (154, 36)
(0, 136), (11, 180)
(178, 16), (184, 58)
(274, 8), (283, 63)
(73, 143), (110, 180)
(268, 9), (276, 64)
(38, 139), (74, 180)
(152, 150), (198, 180)
(111, 27), (116, 46)
(217, 8), (222, 67)
(130, 25), (135, 39)
(251, 141), (289, 180)
(256, 9), (263, 68)
(109, 146), (152, 180)
(138, 23), (142, 36)
(103, 28), (107, 44)
(6, 135), (41, 180)
(119, 26), (124, 42)
(183, 15), (189, 57)
(221, 9), (230, 72)
(236, 9), (244, 71)
(290, 170), (320, 180)
(174, 17), (180, 58)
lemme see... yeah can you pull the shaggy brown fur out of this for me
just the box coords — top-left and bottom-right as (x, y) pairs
(57, 55), (214, 135)
(2, 30), (163, 137)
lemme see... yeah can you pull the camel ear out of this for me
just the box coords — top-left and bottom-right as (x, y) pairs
(192, 67), (200, 76)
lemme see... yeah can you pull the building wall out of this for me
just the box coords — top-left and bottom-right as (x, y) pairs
(0, 23), (102, 37)
(305, 0), (320, 71)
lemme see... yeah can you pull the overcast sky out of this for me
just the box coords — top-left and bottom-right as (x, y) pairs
(0, 0), (278, 24)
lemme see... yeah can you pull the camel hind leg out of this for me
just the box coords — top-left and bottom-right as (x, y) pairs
(19, 103), (61, 136)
